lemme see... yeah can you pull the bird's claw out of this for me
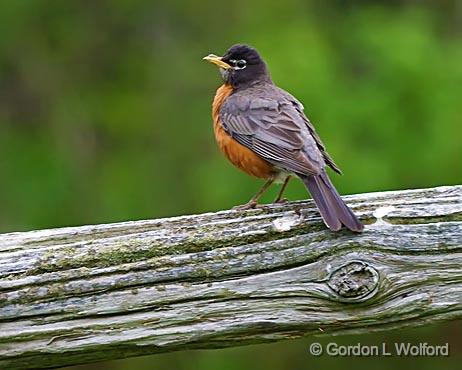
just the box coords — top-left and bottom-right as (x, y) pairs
(232, 200), (258, 211)
(274, 198), (289, 204)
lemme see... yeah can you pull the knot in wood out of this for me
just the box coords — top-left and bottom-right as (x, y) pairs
(327, 261), (379, 302)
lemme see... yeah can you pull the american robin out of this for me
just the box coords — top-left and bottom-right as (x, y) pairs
(203, 44), (363, 232)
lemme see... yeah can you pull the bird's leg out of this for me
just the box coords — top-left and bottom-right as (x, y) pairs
(274, 176), (291, 203)
(233, 178), (275, 210)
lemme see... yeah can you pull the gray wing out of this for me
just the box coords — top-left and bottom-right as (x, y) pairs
(289, 96), (342, 174)
(219, 90), (341, 176)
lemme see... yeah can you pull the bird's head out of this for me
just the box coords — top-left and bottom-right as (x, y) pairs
(203, 44), (271, 88)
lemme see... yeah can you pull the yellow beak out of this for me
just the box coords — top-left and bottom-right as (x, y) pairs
(202, 54), (232, 70)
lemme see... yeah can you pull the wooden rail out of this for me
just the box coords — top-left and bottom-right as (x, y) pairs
(0, 185), (461, 369)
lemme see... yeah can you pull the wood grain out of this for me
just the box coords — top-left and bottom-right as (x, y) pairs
(0, 185), (461, 369)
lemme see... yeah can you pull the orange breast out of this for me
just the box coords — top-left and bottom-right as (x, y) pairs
(212, 84), (274, 179)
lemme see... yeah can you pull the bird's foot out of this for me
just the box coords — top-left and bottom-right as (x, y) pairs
(274, 197), (289, 204)
(232, 200), (258, 211)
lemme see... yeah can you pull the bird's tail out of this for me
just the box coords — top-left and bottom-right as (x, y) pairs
(300, 171), (363, 232)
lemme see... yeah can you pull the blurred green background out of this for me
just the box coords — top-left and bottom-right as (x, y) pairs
(0, 0), (461, 369)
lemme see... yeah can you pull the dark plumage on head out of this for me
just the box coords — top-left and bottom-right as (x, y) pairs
(216, 44), (271, 88)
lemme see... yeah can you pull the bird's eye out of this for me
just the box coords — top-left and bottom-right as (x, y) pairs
(235, 59), (247, 69)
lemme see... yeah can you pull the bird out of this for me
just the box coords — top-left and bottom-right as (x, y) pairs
(203, 44), (363, 232)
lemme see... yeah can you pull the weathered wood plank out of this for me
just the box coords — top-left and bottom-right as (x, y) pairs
(0, 185), (461, 369)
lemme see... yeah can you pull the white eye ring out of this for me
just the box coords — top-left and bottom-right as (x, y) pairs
(230, 59), (247, 70)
